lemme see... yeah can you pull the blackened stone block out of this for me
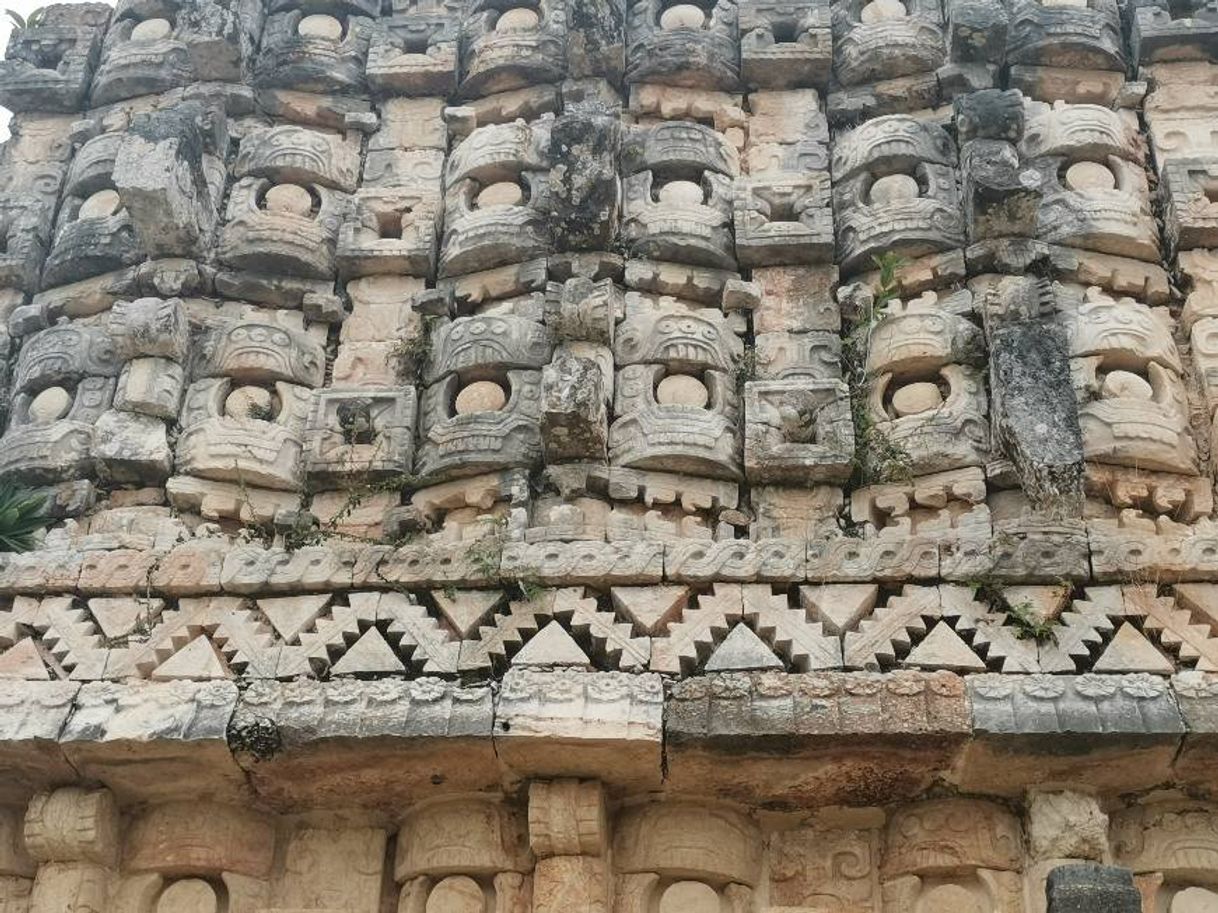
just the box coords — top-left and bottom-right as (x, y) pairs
(548, 109), (621, 252)
(1046, 864), (1141, 913)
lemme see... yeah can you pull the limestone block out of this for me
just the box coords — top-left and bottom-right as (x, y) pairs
(0, 5), (109, 112)
(23, 787), (118, 866)
(124, 801), (274, 877)
(59, 680), (247, 803)
(739, 3), (831, 89)
(1111, 799), (1218, 877)
(883, 798), (1021, 877)
(275, 827), (387, 912)
(665, 671), (968, 806)
(494, 669), (663, 789)
(958, 674), (1186, 795)
(114, 358), (185, 419)
(0, 682), (77, 804)
(228, 679), (497, 809)
(396, 796), (533, 879)
(528, 780), (607, 857)
(91, 409), (172, 484)
(28, 861), (109, 913)
(499, 541), (663, 586)
(769, 821), (879, 910)
(614, 801), (761, 884)
(540, 353), (608, 463)
(664, 538), (807, 583)
(533, 855), (608, 913)
(1171, 672), (1218, 789)
(750, 265), (839, 333)
(1026, 791), (1108, 863)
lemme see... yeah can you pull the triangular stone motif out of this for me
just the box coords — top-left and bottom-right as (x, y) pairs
(0, 639), (49, 679)
(1094, 623), (1175, 674)
(800, 584), (879, 636)
(512, 621), (590, 667)
(89, 597), (162, 641)
(258, 594), (331, 644)
(152, 635), (232, 681)
(331, 628), (405, 675)
(432, 589), (503, 638)
(904, 621), (987, 672)
(610, 586), (691, 634)
(704, 623), (783, 672)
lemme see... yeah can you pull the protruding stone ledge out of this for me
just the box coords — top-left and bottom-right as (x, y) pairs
(664, 671), (970, 807)
(494, 669), (665, 791)
(0, 673), (1212, 809)
(955, 674), (1186, 795)
(60, 680), (246, 804)
(228, 678), (498, 810)
(0, 682), (78, 803)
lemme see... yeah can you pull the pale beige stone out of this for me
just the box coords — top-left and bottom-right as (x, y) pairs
(656, 374), (709, 407)
(659, 881), (718, 913)
(1065, 161), (1117, 192)
(528, 780), (607, 857)
(891, 382), (943, 417)
(495, 7), (539, 31)
(1026, 791), (1108, 862)
(476, 182), (525, 208)
(454, 381), (507, 414)
(1174, 887), (1218, 913)
(869, 174), (919, 204)
(28, 387), (71, 424)
(659, 4), (706, 28)
(156, 878), (217, 913)
(79, 189), (121, 219)
(657, 180), (705, 206)
(264, 183), (314, 215)
(130, 17), (172, 41)
(297, 13), (342, 39)
(426, 875), (484, 913)
(1101, 370), (1153, 400)
(860, 0), (907, 20)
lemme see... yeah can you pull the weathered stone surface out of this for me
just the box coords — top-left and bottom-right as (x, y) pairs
(958, 675), (1186, 795)
(1045, 864), (1142, 913)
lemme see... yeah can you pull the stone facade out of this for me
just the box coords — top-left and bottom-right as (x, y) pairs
(1, 0), (1218, 910)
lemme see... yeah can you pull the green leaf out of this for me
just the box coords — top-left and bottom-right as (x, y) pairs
(0, 483), (50, 553)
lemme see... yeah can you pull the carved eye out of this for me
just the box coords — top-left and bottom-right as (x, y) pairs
(129, 17), (173, 42)
(262, 182), (318, 217)
(658, 2), (707, 28)
(1063, 160), (1116, 192)
(78, 188), (122, 220)
(494, 7), (540, 31)
(454, 380), (507, 414)
(298, 13), (344, 40)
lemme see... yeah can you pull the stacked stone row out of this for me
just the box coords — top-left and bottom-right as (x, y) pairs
(1, 0), (1218, 682)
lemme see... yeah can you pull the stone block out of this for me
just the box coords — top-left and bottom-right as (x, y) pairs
(956, 675), (1186, 795)
(494, 669), (663, 790)
(0, 682), (77, 804)
(59, 681), (247, 803)
(227, 678), (497, 810)
(664, 671), (969, 806)
(1045, 864), (1141, 913)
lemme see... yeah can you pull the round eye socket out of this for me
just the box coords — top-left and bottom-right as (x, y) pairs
(656, 373), (709, 407)
(298, 13), (343, 39)
(455, 380), (508, 414)
(263, 183), (314, 216)
(78, 188), (121, 220)
(28, 386), (71, 424)
(860, 0), (907, 21)
(1101, 369), (1152, 401)
(659, 3), (707, 28)
(1064, 160), (1116, 192)
(891, 381), (943, 416)
(225, 385), (275, 419)
(130, 17), (172, 41)
(495, 7), (540, 32)
(475, 182), (524, 209)
(426, 876), (483, 913)
(869, 174), (919, 205)
(657, 180), (704, 206)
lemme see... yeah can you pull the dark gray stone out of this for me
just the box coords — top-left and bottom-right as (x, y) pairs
(983, 276), (1084, 512)
(1046, 864), (1141, 913)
